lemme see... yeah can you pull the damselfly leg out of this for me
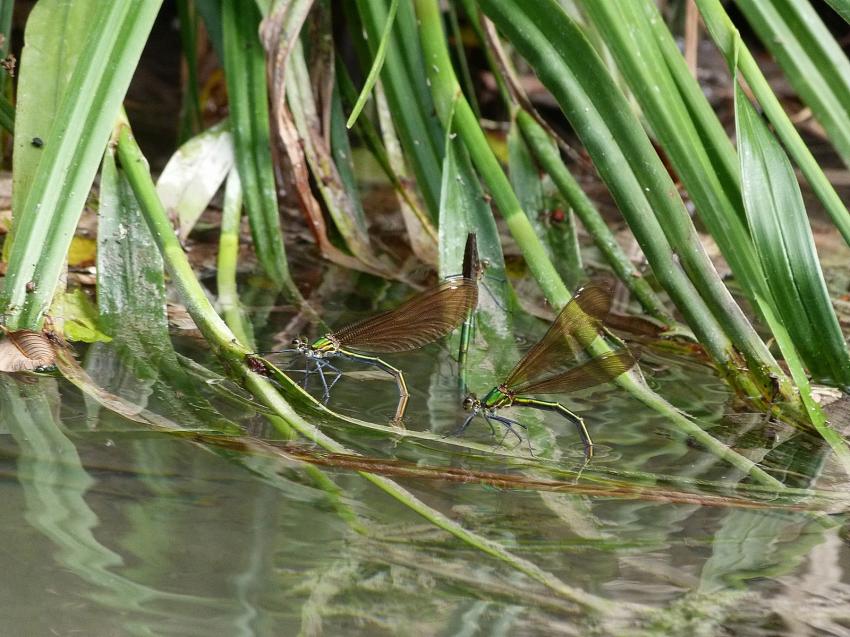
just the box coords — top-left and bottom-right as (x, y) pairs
(489, 413), (533, 456)
(339, 350), (409, 423)
(312, 358), (343, 403)
(450, 411), (478, 438)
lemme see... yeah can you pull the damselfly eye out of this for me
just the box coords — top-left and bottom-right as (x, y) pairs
(462, 395), (477, 411)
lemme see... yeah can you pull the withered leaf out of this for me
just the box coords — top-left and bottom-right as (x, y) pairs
(0, 330), (56, 372)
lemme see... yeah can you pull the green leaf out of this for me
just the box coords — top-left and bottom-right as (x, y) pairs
(217, 168), (254, 349)
(438, 118), (511, 322)
(222, 0), (296, 293)
(99, 146), (169, 341)
(695, 0), (850, 252)
(477, 0), (798, 406)
(434, 107), (558, 451)
(58, 289), (112, 344)
(10, 0), (99, 224)
(824, 0), (850, 23)
(176, 0), (203, 142)
(96, 129), (241, 433)
(735, 86), (850, 386)
(736, 0), (850, 169)
(354, 0), (444, 218)
(1, 0), (163, 329)
(581, 0), (763, 303)
(346, 0), (399, 128)
(194, 0), (224, 61)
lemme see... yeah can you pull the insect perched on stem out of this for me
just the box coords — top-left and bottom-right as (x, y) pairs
(457, 283), (636, 458)
(284, 234), (479, 423)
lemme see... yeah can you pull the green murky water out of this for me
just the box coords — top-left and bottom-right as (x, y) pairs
(1, 271), (849, 636)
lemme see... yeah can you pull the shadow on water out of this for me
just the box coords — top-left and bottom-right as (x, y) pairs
(1, 284), (850, 635)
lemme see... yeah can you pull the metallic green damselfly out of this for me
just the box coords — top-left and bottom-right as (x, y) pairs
(458, 283), (636, 457)
(285, 236), (479, 423)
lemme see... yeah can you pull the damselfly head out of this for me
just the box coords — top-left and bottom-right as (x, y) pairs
(462, 393), (480, 412)
(290, 337), (309, 352)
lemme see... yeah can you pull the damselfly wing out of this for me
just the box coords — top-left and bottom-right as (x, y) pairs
(503, 283), (614, 391)
(329, 278), (478, 353)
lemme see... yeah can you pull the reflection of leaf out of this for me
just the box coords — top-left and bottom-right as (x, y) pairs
(0, 330), (55, 371)
(699, 509), (834, 592)
(0, 376), (221, 617)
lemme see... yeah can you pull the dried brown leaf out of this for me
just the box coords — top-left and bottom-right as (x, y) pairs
(0, 330), (56, 372)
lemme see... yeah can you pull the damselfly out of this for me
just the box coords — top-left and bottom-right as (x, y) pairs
(286, 234), (479, 422)
(457, 283), (636, 457)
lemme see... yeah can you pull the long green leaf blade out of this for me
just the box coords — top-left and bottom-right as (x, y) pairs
(735, 86), (850, 385)
(2, 0), (162, 329)
(824, 0), (850, 23)
(736, 0), (850, 169)
(695, 0), (850, 250)
(346, 0), (398, 128)
(222, 0), (297, 293)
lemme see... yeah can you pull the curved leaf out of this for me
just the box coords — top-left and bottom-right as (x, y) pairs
(735, 86), (850, 386)
(156, 120), (234, 240)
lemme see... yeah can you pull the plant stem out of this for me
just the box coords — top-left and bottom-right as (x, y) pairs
(414, 0), (782, 486)
(116, 115), (622, 610)
(517, 110), (675, 325)
(217, 169), (253, 349)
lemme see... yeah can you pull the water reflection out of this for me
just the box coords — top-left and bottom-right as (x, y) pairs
(0, 377), (226, 634)
(0, 302), (848, 634)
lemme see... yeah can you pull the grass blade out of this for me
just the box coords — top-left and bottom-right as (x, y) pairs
(517, 111), (675, 326)
(476, 0), (781, 400)
(508, 115), (583, 289)
(695, 0), (850, 249)
(417, 0), (784, 484)
(1, 0), (163, 329)
(346, 0), (398, 128)
(217, 168), (253, 349)
(736, 0), (850, 169)
(176, 0), (203, 142)
(824, 0), (850, 23)
(735, 86), (850, 386)
(222, 0), (298, 294)
(354, 0), (444, 218)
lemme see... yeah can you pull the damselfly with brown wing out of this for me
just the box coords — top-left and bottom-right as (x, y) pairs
(278, 234), (480, 422)
(457, 283), (636, 457)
